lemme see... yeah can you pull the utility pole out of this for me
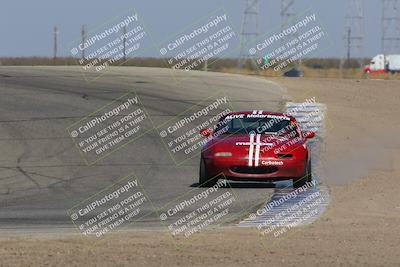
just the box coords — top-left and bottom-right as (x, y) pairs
(381, 0), (400, 54)
(238, 0), (259, 69)
(347, 28), (351, 61)
(340, 0), (364, 72)
(203, 58), (208, 72)
(81, 25), (86, 60)
(122, 25), (127, 62)
(53, 26), (58, 62)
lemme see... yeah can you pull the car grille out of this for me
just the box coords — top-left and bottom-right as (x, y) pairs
(230, 166), (278, 174)
(277, 154), (293, 158)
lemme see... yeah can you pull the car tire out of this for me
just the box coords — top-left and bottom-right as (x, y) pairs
(293, 159), (312, 188)
(199, 157), (217, 187)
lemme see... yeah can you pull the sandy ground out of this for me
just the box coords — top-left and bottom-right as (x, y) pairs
(1, 77), (399, 267)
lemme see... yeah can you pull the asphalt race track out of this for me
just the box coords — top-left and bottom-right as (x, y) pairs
(0, 66), (290, 231)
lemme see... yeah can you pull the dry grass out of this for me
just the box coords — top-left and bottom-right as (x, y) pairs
(220, 66), (400, 80)
(1, 57), (399, 80)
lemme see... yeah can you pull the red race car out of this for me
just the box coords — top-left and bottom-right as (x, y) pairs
(199, 111), (315, 188)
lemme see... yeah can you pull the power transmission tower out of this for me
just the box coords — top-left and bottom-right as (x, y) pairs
(81, 25), (86, 60)
(53, 26), (58, 62)
(280, 0), (296, 38)
(381, 0), (400, 53)
(281, 0), (302, 68)
(238, 0), (259, 69)
(340, 0), (364, 71)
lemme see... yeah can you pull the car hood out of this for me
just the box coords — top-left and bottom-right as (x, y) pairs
(210, 133), (300, 154)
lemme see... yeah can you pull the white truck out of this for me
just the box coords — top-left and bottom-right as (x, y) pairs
(364, 54), (400, 74)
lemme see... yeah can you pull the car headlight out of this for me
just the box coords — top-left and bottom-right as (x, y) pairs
(214, 152), (232, 157)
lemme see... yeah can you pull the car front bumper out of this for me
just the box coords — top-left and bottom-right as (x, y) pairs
(204, 157), (306, 181)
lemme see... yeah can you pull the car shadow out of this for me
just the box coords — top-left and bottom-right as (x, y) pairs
(190, 181), (276, 188)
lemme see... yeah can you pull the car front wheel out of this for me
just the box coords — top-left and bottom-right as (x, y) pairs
(199, 157), (217, 187)
(293, 159), (312, 188)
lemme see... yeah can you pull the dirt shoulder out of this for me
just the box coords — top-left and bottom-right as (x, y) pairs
(1, 77), (399, 267)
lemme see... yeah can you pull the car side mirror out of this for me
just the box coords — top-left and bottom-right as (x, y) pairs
(303, 131), (315, 139)
(200, 128), (211, 137)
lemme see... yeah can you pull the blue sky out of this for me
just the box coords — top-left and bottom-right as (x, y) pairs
(0, 0), (384, 58)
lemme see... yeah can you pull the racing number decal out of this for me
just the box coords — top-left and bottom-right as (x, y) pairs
(252, 110), (264, 115)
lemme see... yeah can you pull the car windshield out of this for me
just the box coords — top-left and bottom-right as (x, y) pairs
(216, 114), (295, 135)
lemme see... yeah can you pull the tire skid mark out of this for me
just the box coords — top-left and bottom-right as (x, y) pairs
(15, 166), (40, 188)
